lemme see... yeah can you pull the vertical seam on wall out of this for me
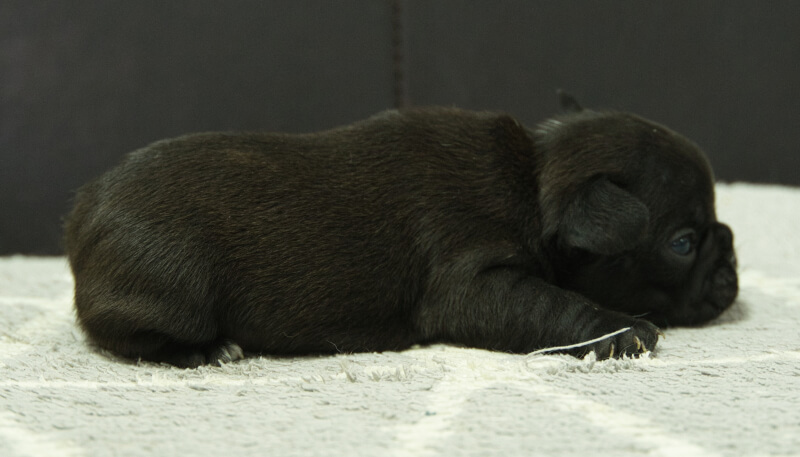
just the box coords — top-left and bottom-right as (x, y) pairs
(391, 0), (408, 108)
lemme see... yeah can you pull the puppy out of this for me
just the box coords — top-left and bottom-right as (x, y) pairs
(64, 94), (738, 367)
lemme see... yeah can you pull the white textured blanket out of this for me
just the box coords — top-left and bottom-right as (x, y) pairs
(1, 183), (799, 457)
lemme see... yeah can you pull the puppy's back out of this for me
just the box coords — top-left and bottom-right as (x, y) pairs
(65, 108), (539, 364)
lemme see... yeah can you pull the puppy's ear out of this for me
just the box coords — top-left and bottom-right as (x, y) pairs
(557, 90), (583, 113)
(559, 177), (649, 255)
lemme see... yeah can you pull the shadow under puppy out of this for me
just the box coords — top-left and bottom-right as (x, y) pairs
(64, 94), (738, 367)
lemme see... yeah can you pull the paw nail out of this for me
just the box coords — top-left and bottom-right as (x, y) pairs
(633, 336), (642, 351)
(608, 343), (615, 358)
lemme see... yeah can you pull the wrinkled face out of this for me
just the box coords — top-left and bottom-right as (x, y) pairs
(558, 219), (738, 327)
(541, 111), (739, 327)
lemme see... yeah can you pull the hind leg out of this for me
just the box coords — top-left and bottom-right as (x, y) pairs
(82, 314), (244, 368)
(75, 285), (241, 368)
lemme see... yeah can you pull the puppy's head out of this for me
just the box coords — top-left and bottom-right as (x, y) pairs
(536, 93), (738, 326)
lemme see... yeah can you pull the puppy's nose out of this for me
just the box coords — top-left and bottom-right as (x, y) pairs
(727, 251), (737, 269)
(713, 224), (736, 268)
(713, 223), (734, 249)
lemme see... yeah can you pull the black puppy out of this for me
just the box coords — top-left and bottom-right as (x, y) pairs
(64, 94), (738, 367)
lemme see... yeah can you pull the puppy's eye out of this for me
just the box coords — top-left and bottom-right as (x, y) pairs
(669, 231), (695, 256)
(670, 237), (692, 255)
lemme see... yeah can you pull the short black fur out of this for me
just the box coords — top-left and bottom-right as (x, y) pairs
(64, 96), (738, 367)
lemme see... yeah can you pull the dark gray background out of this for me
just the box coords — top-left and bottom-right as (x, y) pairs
(3, 1), (799, 255)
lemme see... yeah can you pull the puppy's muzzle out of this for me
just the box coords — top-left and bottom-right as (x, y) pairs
(691, 223), (738, 321)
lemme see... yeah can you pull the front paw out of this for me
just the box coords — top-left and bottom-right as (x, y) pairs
(571, 319), (661, 360)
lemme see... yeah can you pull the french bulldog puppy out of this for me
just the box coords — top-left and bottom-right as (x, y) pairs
(64, 94), (738, 367)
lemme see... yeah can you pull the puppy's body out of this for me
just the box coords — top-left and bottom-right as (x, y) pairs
(65, 101), (738, 367)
